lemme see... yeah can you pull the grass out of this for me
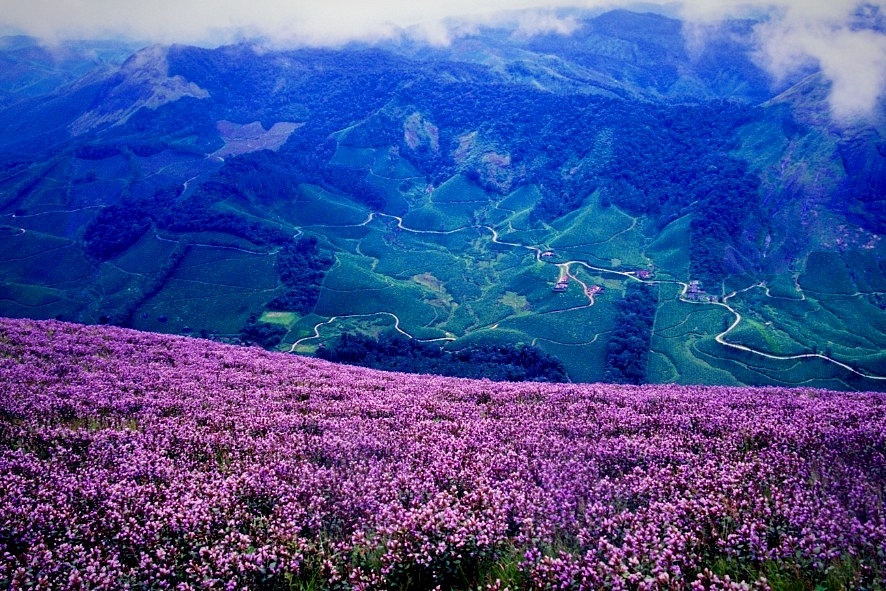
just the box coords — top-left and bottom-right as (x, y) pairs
(645, 214), (691, 280)
(447, 327), (529, 349)
(504, 305), (611, 344)
(430, 174), (490, 204)
(0, 282), (83, 318)
(496, 185), (543, 213)
(764, 273), (804, 300)
(732, 119), (789, 170)
(313, 280), (440, 335)
(693, 336), (854, 389)
(8, 208), (102, 241)
(270, 184), (369, 227)
(649, 300), (744, 386)
(373, 249), (465, 282)
(844, 249), (886, 292)
(172, 245), (278, 290)
(113, 232), (181, 275)
(322, 253), (391, 292)
(726, 317), (807, 357)
(648, 278), (885, 388)
(499, 291), (530, 315)
(724, 281), (886, 379)
(645, 349), (680, 383)
(0, 230), (93, 288)
(401, 203), (473, 232)
(549, 191), (635, 248)
(131, 244), (280, 336)
(538, 336), (610, 383)
(707, 553), (881, 591)
(799, 251), (855, 295)
(815, 294), (886, 338)
(330, 145), (378, 169)
(258, 311), (299, 327)
(371, 151), (423, 181)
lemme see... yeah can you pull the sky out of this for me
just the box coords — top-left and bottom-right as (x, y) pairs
(1, 0), (885, 120)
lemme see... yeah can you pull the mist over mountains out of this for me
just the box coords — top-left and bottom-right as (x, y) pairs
(0, 7), (884, 389)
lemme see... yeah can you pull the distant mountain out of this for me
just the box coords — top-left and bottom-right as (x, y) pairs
(0, 36), (136, 109)
(1, 9), (884, 389)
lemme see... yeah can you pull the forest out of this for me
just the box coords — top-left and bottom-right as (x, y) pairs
(317, 332), (568, 382)
(603, 283), (658, 384)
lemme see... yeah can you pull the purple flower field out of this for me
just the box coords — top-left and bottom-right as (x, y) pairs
(1, 318), (884, 590)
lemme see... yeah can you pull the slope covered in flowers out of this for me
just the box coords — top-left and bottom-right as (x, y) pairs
(0, 318), (884, 590)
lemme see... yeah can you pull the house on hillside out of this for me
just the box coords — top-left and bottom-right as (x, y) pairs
(685, 280), (716, 302)
(553, 278), (569, 292)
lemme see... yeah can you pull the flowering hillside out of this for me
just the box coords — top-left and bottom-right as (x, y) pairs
(0, 318), (884, 591)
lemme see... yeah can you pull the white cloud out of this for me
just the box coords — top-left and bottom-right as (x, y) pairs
(753, 7), (886, 120)
(0, 0), (603, 45)
(513, 12), (582, 37)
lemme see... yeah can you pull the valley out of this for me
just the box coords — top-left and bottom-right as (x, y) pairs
(1, 10), (885, 389)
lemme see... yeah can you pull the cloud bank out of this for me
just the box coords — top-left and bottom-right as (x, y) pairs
(1, 0), (885, 120)
(0, 0), (608, 46)
(682, 0), (886, 120)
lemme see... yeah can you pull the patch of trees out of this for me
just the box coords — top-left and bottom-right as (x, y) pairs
(317, 332), (568, 382)
(168, 47), (411, 126)
(203, 151), (305, 205)
(128, 143), (168, 157)
(319, 165), (386, 210)
(81, 166), (297, 262)
(74, 144), (122, 160)
(82, 204), (152, 260)
(603, 283), (657, 384)
(268, 236), (334, 314)
(239, 313), (287, 349)
(117, 96), (221, 155)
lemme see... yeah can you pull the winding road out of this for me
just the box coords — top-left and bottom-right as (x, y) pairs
(287, 213), (884, 382)
(289, 312), (455, 352)
(482, 224), (885, 382)
(710, 284), (885, 381)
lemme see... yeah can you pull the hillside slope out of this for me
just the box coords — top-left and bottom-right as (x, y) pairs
(1, 317), (885, 589)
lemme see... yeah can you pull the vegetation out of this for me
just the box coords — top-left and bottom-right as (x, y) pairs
(239, 312), (288, 348)
(604, 282), (658, 384)
(2, 318), (884, 590)
(82, 203), (152, 261)
(318, 332), (568, 382)
(268, 236), (334, 315)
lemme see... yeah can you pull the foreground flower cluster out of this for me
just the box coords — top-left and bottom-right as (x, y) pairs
(1, 318), (884, 591)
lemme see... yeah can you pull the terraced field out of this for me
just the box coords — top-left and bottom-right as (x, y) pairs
(2, 117), (884, 390)
(263, 152), (886, 389)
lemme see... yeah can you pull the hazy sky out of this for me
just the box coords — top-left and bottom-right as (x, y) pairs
(1, 0), (885, 120)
